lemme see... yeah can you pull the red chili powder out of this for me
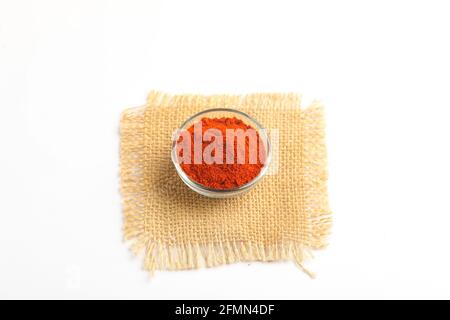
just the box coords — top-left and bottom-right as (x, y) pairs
(177, 117), (266, 190)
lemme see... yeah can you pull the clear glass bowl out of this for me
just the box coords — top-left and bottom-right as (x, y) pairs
(171, 108), (271, 198)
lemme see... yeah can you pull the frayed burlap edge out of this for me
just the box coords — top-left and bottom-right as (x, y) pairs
(120, 91), (331, 277)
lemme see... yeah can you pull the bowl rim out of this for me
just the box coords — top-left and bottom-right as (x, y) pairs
(171, 107), (272, 194)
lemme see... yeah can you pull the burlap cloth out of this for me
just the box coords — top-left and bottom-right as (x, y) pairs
(120, 91), (331, 276)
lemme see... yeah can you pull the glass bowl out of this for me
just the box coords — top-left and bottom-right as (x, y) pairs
(171, 108), (271, 198)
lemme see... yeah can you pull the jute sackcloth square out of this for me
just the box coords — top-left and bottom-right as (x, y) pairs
(120, 91), (331, 277)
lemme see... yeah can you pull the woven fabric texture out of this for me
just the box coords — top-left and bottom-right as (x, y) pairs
(120, 91), (331, 276)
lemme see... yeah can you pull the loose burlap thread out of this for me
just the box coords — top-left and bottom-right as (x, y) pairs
(120, 91), (331, 277)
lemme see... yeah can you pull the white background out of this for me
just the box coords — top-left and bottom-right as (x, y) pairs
(1, 0), (450, 299)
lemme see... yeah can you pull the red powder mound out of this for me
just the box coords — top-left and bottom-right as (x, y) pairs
(177, 116), (266, 190)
